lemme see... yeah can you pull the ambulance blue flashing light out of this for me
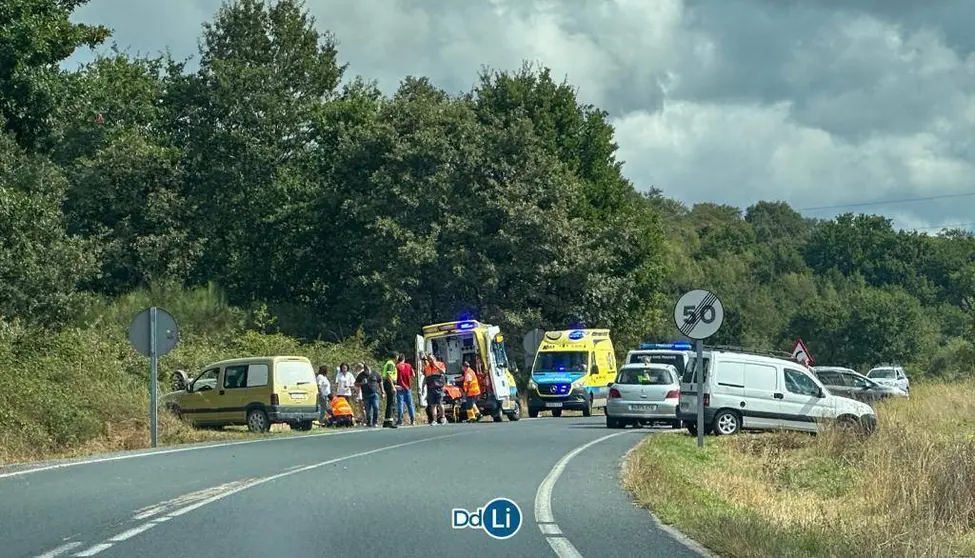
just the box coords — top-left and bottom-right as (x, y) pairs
(567, 330), (585, 341)
(639, 342), (693, 351)
(458, 321), (476, 330)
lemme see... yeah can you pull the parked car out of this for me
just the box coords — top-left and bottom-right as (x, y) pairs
(811, 366), (908, 403)
(678, 349), (877, 435)
(866, 365), (910, 393)
(606, 363), (681, 429)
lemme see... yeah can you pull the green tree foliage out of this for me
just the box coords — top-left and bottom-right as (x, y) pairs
(0, 0), (110, 151)
(2, 0), (975, 386)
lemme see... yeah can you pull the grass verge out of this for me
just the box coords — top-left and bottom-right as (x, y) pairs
(622, 383), (975, 558)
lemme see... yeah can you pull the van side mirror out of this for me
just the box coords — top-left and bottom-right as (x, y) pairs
(817, 387), (826, 398)
(591, 365), (600, 375)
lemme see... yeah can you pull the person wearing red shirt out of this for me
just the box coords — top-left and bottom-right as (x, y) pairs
(395, 353), (416, 426)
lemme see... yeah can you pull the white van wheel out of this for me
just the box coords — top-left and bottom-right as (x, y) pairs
(713, 411), (740, 435)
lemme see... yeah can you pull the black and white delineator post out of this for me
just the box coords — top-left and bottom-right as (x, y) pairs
(127, 307), (180, 448)
(673, 290), (724, 449)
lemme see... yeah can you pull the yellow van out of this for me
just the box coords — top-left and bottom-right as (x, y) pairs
(160, 356), (320, 433)
(527, 329), (617, 418)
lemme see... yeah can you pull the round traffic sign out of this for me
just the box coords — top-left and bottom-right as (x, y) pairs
(673, 290), (724, 340)
(127, 307), (180, 357)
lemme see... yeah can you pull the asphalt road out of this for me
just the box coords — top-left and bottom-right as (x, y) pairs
(1, 416), (707, 558)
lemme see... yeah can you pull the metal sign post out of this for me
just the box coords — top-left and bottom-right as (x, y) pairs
(673, 289), (724, 449)
(128, 307), (180, 448)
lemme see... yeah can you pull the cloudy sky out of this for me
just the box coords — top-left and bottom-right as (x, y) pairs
(67, 0), (975, 232)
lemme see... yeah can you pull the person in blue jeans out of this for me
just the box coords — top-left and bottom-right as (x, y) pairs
(395, 353), (416, 425)
(355, 364), (383, 427)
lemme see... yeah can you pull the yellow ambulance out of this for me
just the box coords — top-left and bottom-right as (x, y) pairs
(527, 329), (617, 418)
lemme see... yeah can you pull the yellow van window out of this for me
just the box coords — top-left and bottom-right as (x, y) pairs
(247, 364), (269, 387)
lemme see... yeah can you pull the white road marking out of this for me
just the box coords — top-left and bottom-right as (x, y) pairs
(56, 432), (462, 558)
(72, 543), (112, 556)
(534, 432), (630, 558)
(132, 479), (258, 520)
(108, 523), (156, 542)
(35, 541), (82, 557)
(0, 426), (385, 480)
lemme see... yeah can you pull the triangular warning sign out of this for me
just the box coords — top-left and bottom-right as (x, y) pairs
(791, 338), (813, 365)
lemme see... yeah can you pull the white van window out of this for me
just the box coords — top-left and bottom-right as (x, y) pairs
(744, 363), (777, 391)
(714, 361), (745, 388)
(784, 368), (820, 397)
(247, 364), (269, 387)
(275, 361), (315, 386)
(683, 357), (710, 383)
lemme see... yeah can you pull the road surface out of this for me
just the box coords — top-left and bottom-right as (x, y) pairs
(1, 416), (707, 558)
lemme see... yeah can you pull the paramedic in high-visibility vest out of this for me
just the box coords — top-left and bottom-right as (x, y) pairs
(461, 361), (481, 423)
(327, 394), (354, 427)
(423, 354), (447, 425)
(381, 357), (399, 429)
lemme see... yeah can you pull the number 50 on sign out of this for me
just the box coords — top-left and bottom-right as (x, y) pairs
(673, 289), (724, 341)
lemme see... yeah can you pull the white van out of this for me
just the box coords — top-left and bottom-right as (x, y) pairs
(677, 349), (877, 435)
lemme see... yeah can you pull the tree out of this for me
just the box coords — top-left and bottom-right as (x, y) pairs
(0, 0), (110, 151)
(0, 133), (98, 325)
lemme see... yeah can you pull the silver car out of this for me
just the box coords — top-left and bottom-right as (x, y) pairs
(606, 363), (681, 429)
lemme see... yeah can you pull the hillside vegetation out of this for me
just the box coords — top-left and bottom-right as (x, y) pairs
(1, 0), (974, 463)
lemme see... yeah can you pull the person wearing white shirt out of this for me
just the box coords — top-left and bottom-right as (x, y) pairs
(316, 366), (332, 424)
(335, 362), (356, 401)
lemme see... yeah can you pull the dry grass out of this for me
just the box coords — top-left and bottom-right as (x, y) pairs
(622, 383), (975, 558)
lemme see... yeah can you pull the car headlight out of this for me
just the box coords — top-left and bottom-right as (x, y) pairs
(571, 377), (585, 388)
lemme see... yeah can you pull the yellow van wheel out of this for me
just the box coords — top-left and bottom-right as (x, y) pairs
(247, 409), (270, 433)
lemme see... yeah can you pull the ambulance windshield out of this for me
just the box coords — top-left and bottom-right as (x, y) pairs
(533, 351), (589, 374)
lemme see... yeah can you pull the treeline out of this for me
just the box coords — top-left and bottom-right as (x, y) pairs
(3, 0), (975, 382)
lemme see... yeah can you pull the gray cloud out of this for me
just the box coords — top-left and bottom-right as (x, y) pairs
(69, 0), (975, 232)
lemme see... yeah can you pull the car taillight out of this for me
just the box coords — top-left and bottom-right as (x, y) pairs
(665, 389), (679, 399)
(271, 394), (280, 405)
(609, 388), (622, 399)
(703, 393), (710, 407)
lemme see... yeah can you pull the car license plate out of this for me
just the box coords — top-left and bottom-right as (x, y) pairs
(545, 402), (563, 408)
(289, 392), (306, 400)
(631, 404), (656, 411)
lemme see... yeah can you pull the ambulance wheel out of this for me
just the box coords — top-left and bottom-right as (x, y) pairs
(551, 409), (563, 418)
(506, 401), (521, 421)
(528, 408), (539, 418)
(582, 396), (592, 417)
(492, 405), (503, 423)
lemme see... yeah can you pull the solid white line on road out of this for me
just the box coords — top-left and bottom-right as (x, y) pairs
(35, 541), (82, 557)
(534, 431), (630, 558)
(57, 432), (463, 558)
(1, 426), (387, 480)
(72, 543), (112, 556)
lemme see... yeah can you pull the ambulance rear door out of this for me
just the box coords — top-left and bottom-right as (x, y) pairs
(485, 326), (511, 402)
(416, 334), (426, 407)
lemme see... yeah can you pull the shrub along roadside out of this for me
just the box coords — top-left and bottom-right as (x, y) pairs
(0, 286), (379, 466)
(621, 384), (975, 558)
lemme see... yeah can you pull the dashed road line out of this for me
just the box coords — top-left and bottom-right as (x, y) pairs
(35, 541), (82, 557)
(39, 432), (464, 558)
(534, 431), (630, 558)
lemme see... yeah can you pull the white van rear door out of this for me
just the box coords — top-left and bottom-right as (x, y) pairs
(416, 334), (426, 407)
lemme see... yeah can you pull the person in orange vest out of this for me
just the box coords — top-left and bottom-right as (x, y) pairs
(461, 361), (482, 423)
(423, 354), (447, 425)
(327, 394), (355, 427)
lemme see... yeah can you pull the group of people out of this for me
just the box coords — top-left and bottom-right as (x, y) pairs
(313, 353), (485, 428)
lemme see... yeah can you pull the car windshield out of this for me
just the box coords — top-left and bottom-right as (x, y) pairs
(628, 352), (685, 376)
(617, 367), (673, 385)
(534, 351), (588, 373)
(868, 368), (896, 379)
